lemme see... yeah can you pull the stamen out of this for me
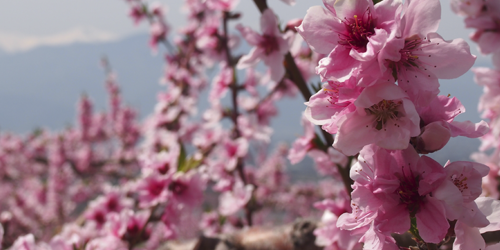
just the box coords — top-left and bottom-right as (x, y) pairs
(337, 10), (375, 52)
(365, 99), (402, 130)
(451, 174), (469, 192)
(259, 35), (279, 55)
(396, 167), (423, 217)
(323, 81), (350, 110)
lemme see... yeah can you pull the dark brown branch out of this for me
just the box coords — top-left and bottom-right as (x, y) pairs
(250, 0), (352, 195)
(252, 0), (268, 13)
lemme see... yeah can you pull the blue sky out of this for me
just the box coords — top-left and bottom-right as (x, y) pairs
(0, 0), (490, 58)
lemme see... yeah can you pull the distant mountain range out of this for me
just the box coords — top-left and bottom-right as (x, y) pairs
(0, 27), (120, 53)
(0, 32), (491, 168)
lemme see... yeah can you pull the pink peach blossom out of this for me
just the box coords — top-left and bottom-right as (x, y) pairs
(333, 82), (420, 155)
(288, 113), (316, 164)
(297, 0), (402, 82)
(236, 9), (292, 82)
(218, 181), (253, 216)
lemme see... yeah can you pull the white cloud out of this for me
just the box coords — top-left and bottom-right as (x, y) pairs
(0, 26), (120, 53)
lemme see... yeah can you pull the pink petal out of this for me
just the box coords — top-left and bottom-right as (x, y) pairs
(236, 24), (262, 46)
(402, 98), (421, 135)
(377, 204), (410, 234)
(465, 15), (497, 30)
(237, 47), (263, 69)
(333, 0), (373, 20)
(305, 86), (347, 125)
(288, 138), (311, 164)
(453, 220), (486, 250)
(360, 223), (399, 250)
(460, 201), (489, 228)
(373, 120), (413, 150)
(378, 37), (404, 64)
(317, 46), (360, 82)
(402, 0), (441, 38)
(418, 96), (464, 124)
(493, 50), (500, 69)
(477, 32), (500, 55)
(334, 111), (378, 155)
(416, 196), (449, 243)
(322, 0), (337, 14)
(417, 155), (447, 195)
(374, 0), (402, 26)
(350, 28), (388, 62)
(337, 186), (380, 230)
(279, 31), (293, 55)
(263, 52), (286, 82)
(354, 82), (407, 108)
(448, 120), (489, 138)
(219, 182), (253, 216)
(297, 6), (343, 55)
(304, 104), (334, 127)
(397, 68), (440, 107)
(433, 180), (464, 221)
(421, 33), (476, 79)
(260, 9), (279, 36)
(477, 197), (500, 233)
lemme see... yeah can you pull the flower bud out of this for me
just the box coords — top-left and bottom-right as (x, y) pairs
(285, 18), (302, 33)
(415, 122), (451, 154)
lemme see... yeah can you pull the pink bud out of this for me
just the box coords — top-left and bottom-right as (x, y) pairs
(285, 18), (302, 32)
(415, 122), (451, 154)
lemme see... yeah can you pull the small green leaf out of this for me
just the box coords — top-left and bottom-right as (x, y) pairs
(218, 215), (227, 226)
(311, 82), (323, 93)
(177, 143), (187, 172)
(179, 157), (202, 173)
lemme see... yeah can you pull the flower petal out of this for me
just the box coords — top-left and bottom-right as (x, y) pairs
(260, 9), (279, 36)
(237, 47), (263, 69)
(477, 197), (500, 234)
(334, 111), (377, 155)
(453, 220), (486, 250)
(401, 0), (441, 38)
(236, 24), (262, 46)
(416, 196), (448, 243)
(317, 46), (360, 82)
(297, 6), (343, 55)
(420, 33), (476, 79)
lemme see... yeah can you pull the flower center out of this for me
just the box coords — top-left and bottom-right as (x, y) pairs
(323, 81), (350, 111)
(399, 35), (423, 69)
(395, 170), (423, 217)
(226, 144), (238, 158)
(365, 100), (402, 130)
(168, 181), (188, 195)
(158, 162), (170, 175)
(259, 35), (279, 55)
(93, 211), (106, 225)
(338, 11), (375, 52)
(147, 179), (166, 196)
(451, 174), (469, 192)
(106, 197), (119, 211)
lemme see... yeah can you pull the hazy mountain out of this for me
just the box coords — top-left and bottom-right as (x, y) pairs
(0, 27), (120, 53)
(0, 34), (164, 132)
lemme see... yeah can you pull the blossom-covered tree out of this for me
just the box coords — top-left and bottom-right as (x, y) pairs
(1, 0), (500, 249)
